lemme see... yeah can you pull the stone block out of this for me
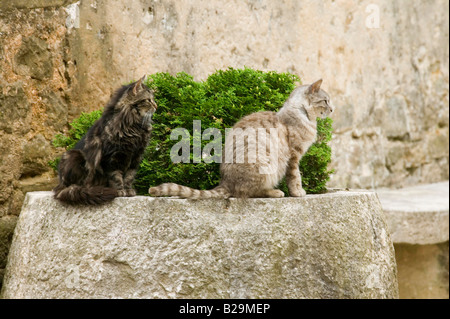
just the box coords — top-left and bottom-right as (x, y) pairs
(427, 130), (449, 160)
(377, 181), (449, 245)
(1, 190), (398, 299)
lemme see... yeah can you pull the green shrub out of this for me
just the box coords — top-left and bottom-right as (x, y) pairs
(50, 68), (334, 195)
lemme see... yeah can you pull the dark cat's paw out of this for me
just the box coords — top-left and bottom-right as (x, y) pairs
(125, 189), (136, 197)
(117, 189), (127, 197)
(117, 189), (136, 197)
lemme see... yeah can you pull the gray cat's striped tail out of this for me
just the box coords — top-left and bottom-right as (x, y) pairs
(149, 183), (230, 199)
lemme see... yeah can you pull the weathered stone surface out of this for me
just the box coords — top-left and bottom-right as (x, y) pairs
(0, 82), (30, 135)
(21, 134), (53, 177)
(0, 6), (72, 218)
(0, 215), (17, 269)
(15, 36), (53, 81)
(332, 103), (354, 134)
(0, 0), (78, 11)
(395, 242), (449, 299)
(0, 215), (18, 288)
(18, 173), (59, 194)
(377, 181), (449, 245)
(40, 90), (68, 131)
(383, 95), (411, 140)
(1, 190), (398, 299)
(377, 182), (449, 299)
(427, 130), (450, 160)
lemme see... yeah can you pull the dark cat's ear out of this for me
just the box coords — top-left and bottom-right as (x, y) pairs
(306, 79), (323, 94)
(132, 75), (146, 96)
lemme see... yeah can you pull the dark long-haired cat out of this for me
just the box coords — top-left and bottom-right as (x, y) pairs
(54, 76), (157, 205)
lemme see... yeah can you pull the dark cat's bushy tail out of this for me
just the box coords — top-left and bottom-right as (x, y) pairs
(53, 149), (118, 205)
(149, 183), (230, 199)
(54, 184), (118, 205)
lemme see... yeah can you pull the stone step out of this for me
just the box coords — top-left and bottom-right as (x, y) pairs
(376, 181), (449, 245)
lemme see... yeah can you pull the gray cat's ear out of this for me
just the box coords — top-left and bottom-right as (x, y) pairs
(132, 75), (146, 95)
(306, 79), (323, 94)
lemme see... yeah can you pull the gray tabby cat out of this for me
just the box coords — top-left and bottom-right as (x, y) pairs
(149, 79), (333, 199)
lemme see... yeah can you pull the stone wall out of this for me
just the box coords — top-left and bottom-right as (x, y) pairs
(67, 0), (449, 190)
(395, 242), (449, 299)
(0, 2), (78, 285)
(0, 0), (448, 292)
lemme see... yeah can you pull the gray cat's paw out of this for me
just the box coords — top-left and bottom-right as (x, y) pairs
(266, 189), (285, 198)
(148, 187), (159, 196)
(290, 188), (306, 197)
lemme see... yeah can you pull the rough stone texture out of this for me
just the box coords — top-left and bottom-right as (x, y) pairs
(0, 215), (17, 268)
(14, 35), (53, 81)
(0, 0), (79, 11)
(1, 191), (398, 299)
(395, 242), (449, 299)
(0, 82), (30, 135)
(377, 181), (449, 245)
(0, 5), (75, 286)
(376, 181), (449, 299)
(0, 215), (18, 288)
(0, 6), (73, 218)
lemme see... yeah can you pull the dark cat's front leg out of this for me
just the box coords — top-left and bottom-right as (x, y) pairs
(122, 168), (137, 197)
(108, 170), (128, 197)
(285, 153), (306, 197)
(121, 153), (143, 197)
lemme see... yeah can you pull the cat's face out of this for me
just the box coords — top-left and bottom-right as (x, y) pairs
(287, 79), (334, 120)
(118, 76), (158, 126)
(127, 77), (158, 117)
(304, 80), (333, 120)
